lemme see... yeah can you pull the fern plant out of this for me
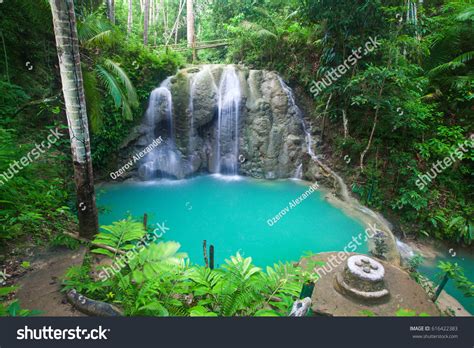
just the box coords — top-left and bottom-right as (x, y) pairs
(91, 218), (146, 258)
(64, 218), (313, 317)
(115, 241), (190, 316)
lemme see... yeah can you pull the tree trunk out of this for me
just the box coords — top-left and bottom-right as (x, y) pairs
(359, 111), (378, 172)
(320, 93), (332, 141)
(163, 0), (168, 37)
(359, 79), (386, 172)
(186, 0), (196, 60)
(49, 0), (99, 240)
(342, 109), (349, 140)
(165, 0), (185, 46)
(143, 0), (150, 45)
(174, 20), (179, 44)
(127, 0), (133, 37)
(107, 0), (115, 24)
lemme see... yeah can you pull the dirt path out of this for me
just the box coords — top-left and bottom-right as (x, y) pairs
(16, 246), (87, 316)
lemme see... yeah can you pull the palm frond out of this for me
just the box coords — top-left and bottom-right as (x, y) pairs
(456, 6), (474, 21)
(428, 51), (474, 76)
(86, 30), (113, 47)
(240, 21), (277, 39)
(451, 50), (474, 64)
(95, 64), (124, 109)
(77, 12), (112, 45)
(103, 59), (138, 107)
(82, 68), (103, 133)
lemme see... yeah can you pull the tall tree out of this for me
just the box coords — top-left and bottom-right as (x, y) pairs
(143, 0), (150, 45)
(127, 0), (133, 37)
(49, 0), (99, 239)
(107, 0), (115, 24)
(186, 0), (196, 61)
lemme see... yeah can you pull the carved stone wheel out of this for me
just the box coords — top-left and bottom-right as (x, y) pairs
(335, 255), (389, 302)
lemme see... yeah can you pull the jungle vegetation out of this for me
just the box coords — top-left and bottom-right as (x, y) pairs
(0, 0), (472, 316)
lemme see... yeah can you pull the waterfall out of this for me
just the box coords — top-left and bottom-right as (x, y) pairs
(216, 66), (241, 175)
(188, 74), (196, 155)
(278, 77), (353, 200)
(278, 77), (316, 159)
(140, 77), (183, 179)
(145, 78), (173, 141)
(396, 239), (416, 262)
(294, 163), (303, 179)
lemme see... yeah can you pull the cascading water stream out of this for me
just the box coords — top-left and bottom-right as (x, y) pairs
(140, 77), (182, 179)
(294, 163), (303, 179)
(278, 77), (316, 159)
(278, 77), (352, 200)
(188, 75), (196, 155)
(216, 66), (241, 175)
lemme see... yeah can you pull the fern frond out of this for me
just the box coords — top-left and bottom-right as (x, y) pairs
(91, 219), (146, 257)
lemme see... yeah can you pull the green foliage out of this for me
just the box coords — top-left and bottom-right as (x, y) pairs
(20, 261), (30, 269)
(0, 0), (56, 96)
(372, 232), (389, 260)
(91, 218), (146, 258)
(75, 10), (184, 170)
(95, 60), (138, 123)
(62, 264), (112, 298)
(50, 234), (82, 250)
(437, 261), (474, 297)
(395, 308), (430, 317)
(0, 286), (39, 317)
(0, 120), (75, 248)
(63, 219), (314, 317)
(0, 82), (30, 122)
(359, 309), (376, 317)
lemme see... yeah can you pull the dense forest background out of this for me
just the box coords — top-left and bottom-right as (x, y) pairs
(0, 0), (472, 259)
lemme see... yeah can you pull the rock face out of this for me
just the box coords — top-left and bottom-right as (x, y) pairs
(119, 64), (309, 179)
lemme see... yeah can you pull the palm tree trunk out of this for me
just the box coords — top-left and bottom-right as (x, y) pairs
(49, 0), (99, 239)
(143, 0), (150, 45)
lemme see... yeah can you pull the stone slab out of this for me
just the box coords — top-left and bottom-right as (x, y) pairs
(301, 252), (441, 317)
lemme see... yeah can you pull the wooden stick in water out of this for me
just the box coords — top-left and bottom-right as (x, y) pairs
(143, 213), (148, 231)
(203, 240), (209, 267)
(209, 245), (215, 270)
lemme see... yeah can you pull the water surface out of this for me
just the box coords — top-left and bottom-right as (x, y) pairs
(97, 175), (368, 267)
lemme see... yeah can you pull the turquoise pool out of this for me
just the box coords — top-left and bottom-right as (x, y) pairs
(97, 175), (368, 267)
(97, 175), (473, 314)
